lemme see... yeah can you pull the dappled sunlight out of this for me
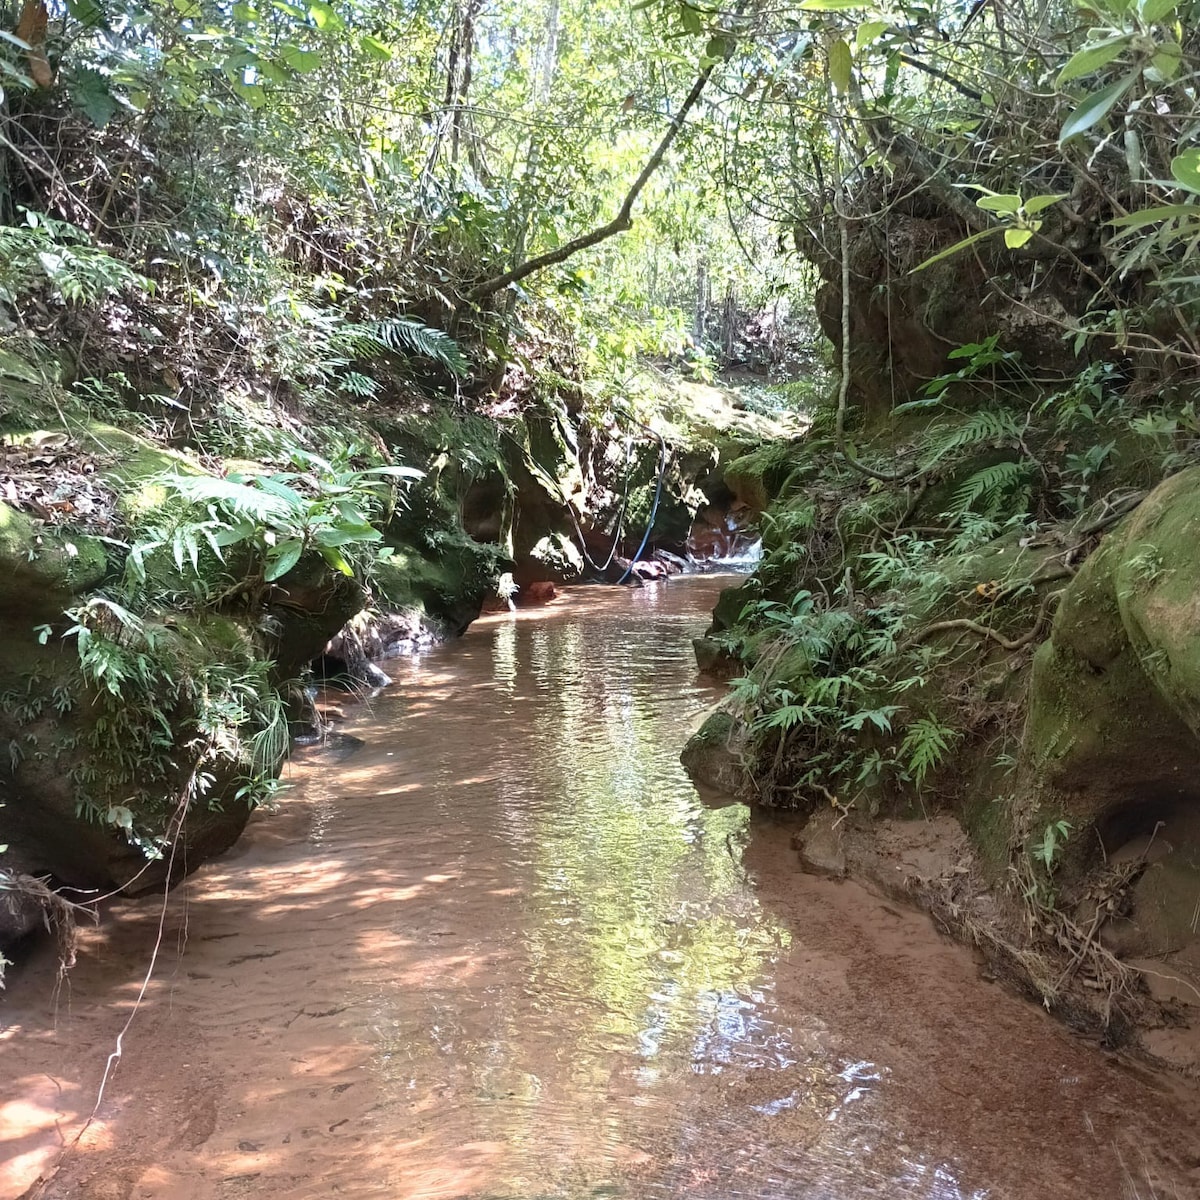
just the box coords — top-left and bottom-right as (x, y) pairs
(0, 1084), (84, 1197)
(3, 577), (1189, 1198)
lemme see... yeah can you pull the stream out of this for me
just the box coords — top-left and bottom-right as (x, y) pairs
(2, 574), (1197, 1199)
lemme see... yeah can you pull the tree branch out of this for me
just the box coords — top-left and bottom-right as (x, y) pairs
(465, 52), (726, 303)
(897, 53), (982, 102)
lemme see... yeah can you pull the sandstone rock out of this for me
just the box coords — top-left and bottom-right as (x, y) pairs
(793, 808), (847, 879)
(680, 711), (752, 798)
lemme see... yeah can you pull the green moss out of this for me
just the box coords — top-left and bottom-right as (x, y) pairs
(723, 441), (798, 512)
(85, 422), (204, 520)
(1022, 468), (1200, 836)
(709, 578), (760, 633)
(0, 501), (108, 609)
(961, 790), (1012, 875)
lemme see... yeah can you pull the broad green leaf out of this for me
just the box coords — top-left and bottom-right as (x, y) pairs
(910, 228), (999, 273)
(319, 546), (355, 575)
(1005, 227), (1035, 248)
(71, 67), (118, 127)
(976, 193), (1022, 214)
(360, 34), (393, 60)
(854, 19), (888, 49)
(1058, 72), (1138, 144)
(1140, 0), (1176, 21)
(800, 0), (865, 9)
(212, 520), (256, 546)
(314, 526), (382, 548)
(65, 0), (104, 25)
(307, 0), (342, 28)
(271, 0), (306, 15)
(1056, 34), (1131, 83)
(265, 539), (304, 581)
(1023, 192), (1068, 214)
(704, 35), (734, 61)
(1171, 150), (1200, 192)
(1148, 42), (1182, 80)
(253, 474), (306, 507)
(280, 44), (321, 73)
(829, 38), (852, 93)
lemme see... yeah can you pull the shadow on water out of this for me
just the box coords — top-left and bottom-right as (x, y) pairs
(1, 576), (1196, 1199)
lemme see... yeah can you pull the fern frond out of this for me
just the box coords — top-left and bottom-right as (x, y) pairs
(341, 371), (379, 397)
(949, 460), (1030, 514)
(357, 318), (469, 375)
(160, 474), (294, 523)
(922, 409), (1022, 466)
(900, 715), (958, 786)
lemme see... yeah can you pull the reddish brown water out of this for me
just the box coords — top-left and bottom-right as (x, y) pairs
(2, 575), (1198, 1199)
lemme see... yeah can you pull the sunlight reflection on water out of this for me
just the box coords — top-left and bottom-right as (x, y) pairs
(299, 576), (989, 1200)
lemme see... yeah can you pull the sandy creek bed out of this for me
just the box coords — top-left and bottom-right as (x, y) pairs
(2, 574), (1198, 1199)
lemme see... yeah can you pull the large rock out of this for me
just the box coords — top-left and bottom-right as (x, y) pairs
(0, 429), (363, 896)
(680, 711), (753, 798)
(1026, 468), (1200, 832)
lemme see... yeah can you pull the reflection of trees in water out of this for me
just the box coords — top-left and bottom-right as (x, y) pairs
(516, 609), (790, 1071)
(360, 589), (993, 1198)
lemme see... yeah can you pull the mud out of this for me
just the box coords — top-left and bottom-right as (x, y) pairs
(2, 576), (1198, 1199)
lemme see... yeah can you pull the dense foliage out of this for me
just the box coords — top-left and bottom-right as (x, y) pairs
(3, 0), (1200, 936)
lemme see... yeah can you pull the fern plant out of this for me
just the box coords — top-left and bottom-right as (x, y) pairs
(950, 460), (1033, 515)
(350, 317), (470, 376)
(920, 408), (1025, 470)
(63, 596), (290, 851)
(129, 445), (423, 599)
(0, 210), (150, 307)
(899, 715), (959, 787)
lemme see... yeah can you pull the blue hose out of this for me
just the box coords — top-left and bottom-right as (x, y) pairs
(614, 418), (667, 585)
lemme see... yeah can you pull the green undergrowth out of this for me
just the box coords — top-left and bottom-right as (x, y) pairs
(694, 342), (1197, 890)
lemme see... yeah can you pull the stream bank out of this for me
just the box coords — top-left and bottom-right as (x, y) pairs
(3, 575), (1197, 1199)
(680, 194), (1200, 1073)
(0, 366), (794, 952)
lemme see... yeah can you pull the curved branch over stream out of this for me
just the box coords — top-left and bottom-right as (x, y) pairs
(464, 30), (739, 304)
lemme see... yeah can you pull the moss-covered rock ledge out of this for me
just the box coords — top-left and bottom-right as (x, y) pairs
(0, 426), (366, 906)
(680, 431), (1200, 1061)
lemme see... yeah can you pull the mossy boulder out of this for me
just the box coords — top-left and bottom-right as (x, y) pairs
(1026, 467), (1200, 837)
(680, 711), (753, 798)
(0, 429), (366, 901)
(723, 441), (797, 514)
(86, 422), (204, 520)
(0, 502), (108, 610)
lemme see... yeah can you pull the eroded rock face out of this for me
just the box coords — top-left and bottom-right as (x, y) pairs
(805, 188), (1091, 424)
(1026, 467), (1200, 829)
(0, 432), (364, 898)
(1018, 466), (1200, 968)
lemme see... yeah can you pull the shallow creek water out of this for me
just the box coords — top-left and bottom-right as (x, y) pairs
(2, 574), (1198, 1199)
